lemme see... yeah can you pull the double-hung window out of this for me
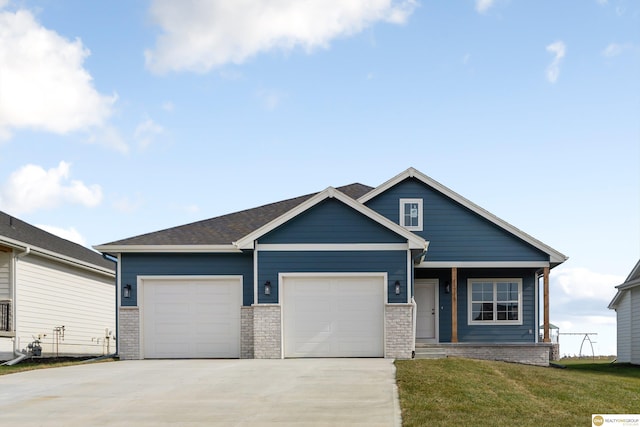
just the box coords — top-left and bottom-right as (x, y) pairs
(468, 279), (522, 325)
(399, 198), (423, 231)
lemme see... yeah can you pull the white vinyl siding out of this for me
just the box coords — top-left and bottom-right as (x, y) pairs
(15, 256), (115, 356)
(0, 251), (10, 298)
(616, 291), (631, 363)
(631, 288), (640, 365)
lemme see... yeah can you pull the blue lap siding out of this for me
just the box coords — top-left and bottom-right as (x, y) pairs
(260, 198), (406, 244)
(257, 197), (411, 304)
(257, 250), (408, 304)
(120, 252), (254, 306)
(365, 178), (549, 262)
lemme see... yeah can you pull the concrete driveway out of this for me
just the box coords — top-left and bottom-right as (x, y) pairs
(0, 359), (401, 426)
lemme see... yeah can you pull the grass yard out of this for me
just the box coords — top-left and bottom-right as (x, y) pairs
(0, 357), (115, 376)
(395, 357), (640, 427)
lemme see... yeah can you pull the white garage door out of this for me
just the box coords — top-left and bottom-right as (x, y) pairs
(142, 276), (241, 358)
(283, 275), (385, 358)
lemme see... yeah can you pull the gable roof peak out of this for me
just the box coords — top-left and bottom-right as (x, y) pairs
(359, 167), (568, 266)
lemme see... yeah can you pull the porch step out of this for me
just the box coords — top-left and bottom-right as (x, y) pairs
(414, 347), (447, 360)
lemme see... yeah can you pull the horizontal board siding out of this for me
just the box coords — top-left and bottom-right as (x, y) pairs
(258, 251), (407, 304)
(261, 199), (405, 244)
(631, 288), (639, 364)
(0, 252), (10, 297)
(365, 178), (549, 262)
(121, 252), (254, 306)
(15, 256), (115, 356)
(616, 292), (631, 362)
(418, 268), (538, 344)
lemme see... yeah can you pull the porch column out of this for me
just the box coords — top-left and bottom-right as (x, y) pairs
(451, 267), (458, 343)
(543, 267), (550, 343)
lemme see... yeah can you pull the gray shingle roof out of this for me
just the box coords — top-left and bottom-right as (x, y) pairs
(0, 211), (115, 271)
(101, 183), (373, 246)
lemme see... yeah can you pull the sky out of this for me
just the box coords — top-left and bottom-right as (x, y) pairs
(0, 0), (638, 356)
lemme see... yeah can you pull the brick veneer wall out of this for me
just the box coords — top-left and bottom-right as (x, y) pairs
(118, 307), (140, 360)
(385, 304), (413, 359)
(426, 343), (552, 366)
(252, 304), (281, 359)
(241, 307), (254, 359)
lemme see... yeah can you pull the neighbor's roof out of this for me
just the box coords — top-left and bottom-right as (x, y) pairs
(0, 211), (115, 273)
(96, 183), (373, 251)
(608, 259), (640, 309)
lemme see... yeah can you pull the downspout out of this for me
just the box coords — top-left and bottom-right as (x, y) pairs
(411, 296), (417, 358)
(102, 253), (118, 357)
(12, 246), (30, 356)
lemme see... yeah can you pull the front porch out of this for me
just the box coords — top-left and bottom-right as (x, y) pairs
(414, 342), (553, 366)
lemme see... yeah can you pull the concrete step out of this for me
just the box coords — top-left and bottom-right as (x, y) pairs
(414, 348), (447, 359)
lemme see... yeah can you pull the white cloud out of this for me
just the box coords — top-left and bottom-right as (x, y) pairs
(602, 42), (633, 57)
(35, 224), (87, 247)
(545, 40), (566, 83)
(475, 0), (495, 14)
(0, 161), (103, 215)
(112, 195), (143, 213)
(134, 118), (164, 149)
(162, 101), (175, 112)
(0, 9), (118, 144)
(0, 0), (9, 10)
(86, 125), (129, 154)
(145, 0), (418, 73)
(552, 266), (622, 302)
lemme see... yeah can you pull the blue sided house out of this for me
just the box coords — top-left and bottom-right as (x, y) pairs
(95, 168), (567, 365)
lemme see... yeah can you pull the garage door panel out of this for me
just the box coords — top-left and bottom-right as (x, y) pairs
(284, 276), (384, 358)
(143, 278), (241, 359)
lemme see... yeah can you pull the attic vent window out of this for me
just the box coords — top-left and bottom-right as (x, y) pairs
(399, 198), (423, 231)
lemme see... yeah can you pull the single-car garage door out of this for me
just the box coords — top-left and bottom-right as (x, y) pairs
(282, 275), (385, 358)
(142, 276), (242, 359)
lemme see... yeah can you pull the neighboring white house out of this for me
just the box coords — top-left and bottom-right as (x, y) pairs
(608, 259), (640, 365)
(0, 211), (116, 360)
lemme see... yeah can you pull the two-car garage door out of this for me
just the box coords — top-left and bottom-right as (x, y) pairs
(282, 275), (385, 358)
(142, 277), (241, 359)
(140, 274), (385, 359)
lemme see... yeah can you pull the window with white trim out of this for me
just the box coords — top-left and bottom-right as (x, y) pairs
(399, 198), (423, 231)
(468, 279), (522, 325)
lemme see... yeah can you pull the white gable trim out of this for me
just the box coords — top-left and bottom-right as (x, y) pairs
(233, 187), (427, 250)
(359, 167), (568, 266)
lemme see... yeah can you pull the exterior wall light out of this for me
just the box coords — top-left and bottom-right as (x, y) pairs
(123, 284), (132, 298)
(445, 281), (451, 294)
(264, 281), (271, 296)
(394, 280), (401, 295)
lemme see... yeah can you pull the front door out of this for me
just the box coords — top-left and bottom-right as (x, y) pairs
(415, 280), (438, 342)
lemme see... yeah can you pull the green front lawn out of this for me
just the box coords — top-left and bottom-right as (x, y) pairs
(395, 358), (639, 427)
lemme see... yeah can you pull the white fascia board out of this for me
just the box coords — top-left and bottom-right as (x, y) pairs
(417, 261), (550, 268)
(233, 187), (427, 250)
(1, 236), (115, 277)
(93, 244), (242, 253)
(616, 277), (640, 291)
(608, 290), (626, 309)
(359, 167), (568, 265)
